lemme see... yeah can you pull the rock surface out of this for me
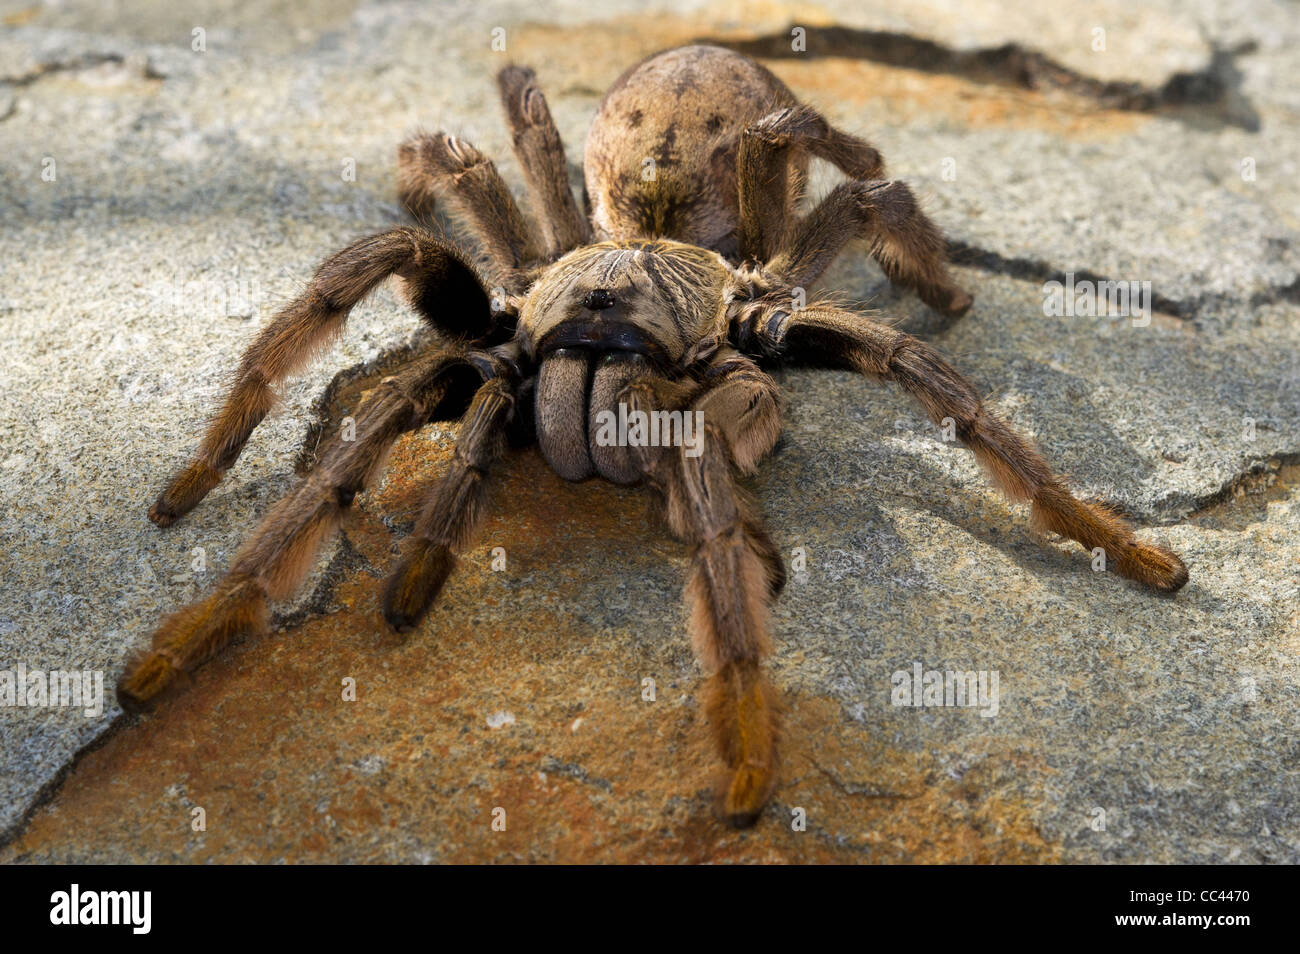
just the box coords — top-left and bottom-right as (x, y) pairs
(0, 0), (1296, 863)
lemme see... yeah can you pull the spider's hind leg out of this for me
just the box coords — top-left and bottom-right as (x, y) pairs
(737, 105), (970, 317)
(772, 179), (973, 318)
(381, 365), (517, 632)
(120, 346), (476, 709)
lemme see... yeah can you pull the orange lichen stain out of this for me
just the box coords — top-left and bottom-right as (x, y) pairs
(5, 614), (1058, 864)
(3, 428), (1059, 863)
(507, 13), (1145, 140)
(3, 6), (40, 27)
(767, 58), (1145, 139)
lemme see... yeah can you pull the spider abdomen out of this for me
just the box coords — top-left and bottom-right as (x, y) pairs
(584, 44), (799, 254)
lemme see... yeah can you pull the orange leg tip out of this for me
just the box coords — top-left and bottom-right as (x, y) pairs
(725, 811), (762, 830)
(942, 288), (974, 318)
(382, 542), (456, 633)
(704, 662), (781, 826)
(122, 583), (266, 706)
(147, 501), (178, 527)
(1158, 554), (1190, 592)
(149, 463), (221, 527)
(1120, 543), (1189, 593)
(719, 765), (775, 829)
(116, 654), (176, 712)
(921, 283), (973, 319)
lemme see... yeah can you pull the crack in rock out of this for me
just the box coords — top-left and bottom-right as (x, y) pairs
(1180, 455), (1300, 525)
(294, 336), (431, 476)
(702, 26), (1260, 131)
(949, 241), (1300, 322)
(947, 241), (1199, 319)
(539, 755), (615, 793)
(1, 50), (164, 87)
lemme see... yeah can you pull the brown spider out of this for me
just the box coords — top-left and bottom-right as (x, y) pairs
(120, 45), (1188, 827)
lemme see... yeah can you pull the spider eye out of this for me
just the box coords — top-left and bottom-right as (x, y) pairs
(581, 288), (617, 311)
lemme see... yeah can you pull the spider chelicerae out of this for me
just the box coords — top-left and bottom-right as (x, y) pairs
(120, 44), (1188, 828)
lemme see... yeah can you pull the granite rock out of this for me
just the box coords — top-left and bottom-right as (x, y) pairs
(1, 0), (1296, 862)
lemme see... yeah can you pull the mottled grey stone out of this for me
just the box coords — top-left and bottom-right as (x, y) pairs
(0, 0), (1296, 861)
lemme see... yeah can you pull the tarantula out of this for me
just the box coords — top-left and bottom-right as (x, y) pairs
(120, 45), (1188, 827)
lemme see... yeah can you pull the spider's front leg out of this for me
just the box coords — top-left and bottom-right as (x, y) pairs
(496, 65), (592, 256)
(398, 132), (542, 291)
(381, 360), (517, 632)
(120, 346), (481, 709)
(623, 354), (787, 827)
(148, 228), (493, 526)
(736, 300), (1188, 591)
(770, 179), (974, 317)
(737, 105), (971, 317)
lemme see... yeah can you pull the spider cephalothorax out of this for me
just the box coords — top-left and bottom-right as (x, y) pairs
(521, 239), (732, 362)
(122, 44), (1187, 828)
(521, 238), (737, 482)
